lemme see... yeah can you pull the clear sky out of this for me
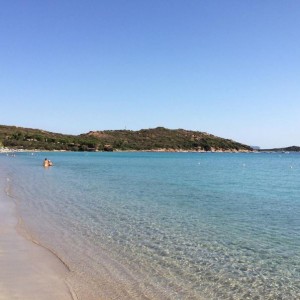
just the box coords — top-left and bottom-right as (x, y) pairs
(0, 1), (299, 148)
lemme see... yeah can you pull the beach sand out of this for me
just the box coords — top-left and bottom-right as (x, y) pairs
(0, 179), (76, 300)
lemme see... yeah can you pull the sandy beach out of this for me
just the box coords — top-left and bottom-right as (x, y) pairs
(0, 176), (76, 300)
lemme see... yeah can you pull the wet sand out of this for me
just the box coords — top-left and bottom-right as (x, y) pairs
(0, 179), (77, 300)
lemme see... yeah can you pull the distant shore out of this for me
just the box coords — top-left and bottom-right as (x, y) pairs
(3, 146), (300, 154)
(0, 147), (254, 154)
(0, 148), (67, 153)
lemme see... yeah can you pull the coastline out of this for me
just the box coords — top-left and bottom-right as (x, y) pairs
(0, 147), (253, 154)
(0, 173), (77, 300)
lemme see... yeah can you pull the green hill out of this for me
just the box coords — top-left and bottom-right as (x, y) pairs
(0, 125), (99, 151)
(260, 146), (300, 152)
(0, 125), (252, 152)
(82, 127), (252, 151)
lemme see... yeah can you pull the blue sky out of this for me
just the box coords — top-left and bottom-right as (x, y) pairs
(0, 1), (299, 148)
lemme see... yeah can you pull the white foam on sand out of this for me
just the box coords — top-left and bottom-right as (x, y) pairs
(0, 177), (77, 300)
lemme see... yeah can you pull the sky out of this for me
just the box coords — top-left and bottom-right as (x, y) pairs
(0, 1), (299, 148)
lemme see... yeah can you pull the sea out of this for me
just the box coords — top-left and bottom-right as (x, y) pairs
(0, 152), (299, 299)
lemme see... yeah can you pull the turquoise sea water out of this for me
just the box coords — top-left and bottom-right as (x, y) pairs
(1, 152), (300, 299)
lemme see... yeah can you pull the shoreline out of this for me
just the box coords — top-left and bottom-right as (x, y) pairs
(0, 174), (77, 300)
(0, 147), (254, 154)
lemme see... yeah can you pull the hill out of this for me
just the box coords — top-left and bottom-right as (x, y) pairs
(0, 125), (99, 151)
(82, 127), (252, 151)
(260, 146), (300, 152)
(0, 125), (252, 152)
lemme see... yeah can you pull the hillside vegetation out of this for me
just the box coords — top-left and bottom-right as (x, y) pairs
(260, 146), (300, 152)
(0, 125), (99, 151)
(0, 125), (252, 152)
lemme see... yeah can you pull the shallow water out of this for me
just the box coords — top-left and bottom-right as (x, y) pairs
(1, 152), (300, 299)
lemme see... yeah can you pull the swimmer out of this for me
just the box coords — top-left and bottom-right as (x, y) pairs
(43, 158), (49, 167)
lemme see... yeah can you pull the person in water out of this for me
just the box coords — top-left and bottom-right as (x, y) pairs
(43, 158), (53, 167)
(43, 158), (49, 167)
